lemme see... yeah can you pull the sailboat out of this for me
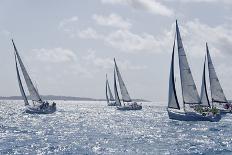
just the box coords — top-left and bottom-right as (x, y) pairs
(114, 58), (142, 110)
(200, 56), (211, 107)
(12, 39), (56, 114)
(205, 43), (231, 113)
(106, 74), (117, 106)
(167, 21), (221, 122)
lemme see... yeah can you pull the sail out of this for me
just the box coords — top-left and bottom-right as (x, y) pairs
(106, 75), (115, 101)
(114, 68), (121, 106)
(106, 75), (110, 104)
(200, 56), (210, 107)
(114, 58), (132, 102)
(206, 43), (227, 103)
(168, 33), (180, 109)
(12, 39), (42, 102)
(15, 53), (29, 106)
(176, 21), (201, 104)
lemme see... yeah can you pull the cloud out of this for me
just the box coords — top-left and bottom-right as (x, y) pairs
(82, 49), (147, 70)
(164, 0), (232, 4)
(59, 15), (232, 58)
(78, 27), (103, 39)
(92, 13), (132, 29)
(177, 19), (232, 57)
(105, 29), (171, 53)
(32, 48), (77, 63)
(58, 16), (78, 29)
(58, 16), (79, 38)
(100, 0), (174, 17)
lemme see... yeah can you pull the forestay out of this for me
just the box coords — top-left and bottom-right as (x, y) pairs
(12, 40), (42, 102)
(114, 58), (132, 102)
(176, 21), (201, 104)
(200, 56), (210, 107)
(206, 43), (227, 103)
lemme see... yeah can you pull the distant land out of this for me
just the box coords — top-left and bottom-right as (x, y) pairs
(0, 95), (150, 102)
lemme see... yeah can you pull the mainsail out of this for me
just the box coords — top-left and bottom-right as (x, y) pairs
(200, 56), (210, 107)
(15, 53), (29, 106)
(114, 58), (132, 102)
(176, 21), (201, 104)
(12, 39), (42, 102)
(106, 75), (114, 101)
(168, 33), (180, 109)
(206, 43), (227, 103)
(114, 68), (121, 106)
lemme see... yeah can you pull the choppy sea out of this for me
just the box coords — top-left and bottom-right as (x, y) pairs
(0, 100), (232, 155)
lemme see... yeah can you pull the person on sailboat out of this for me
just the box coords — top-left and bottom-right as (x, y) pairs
(45, 101), (49, 107)
(52, 102), (56, 107)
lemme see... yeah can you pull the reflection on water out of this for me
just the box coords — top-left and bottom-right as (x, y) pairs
(0, 100), (231, 154)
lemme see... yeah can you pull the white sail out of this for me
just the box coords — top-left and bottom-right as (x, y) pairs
(15, 53), (29, 106)
(168, 34), (180, 109)
(12, 39), (42, 102)
(114, 58), (132, 102)
(206, 43), (227, 103)
(114, 68), (121, 106)
(176, 21), (201, 104)
(200, 56), (210, 107)
(106, 75), (110, 104)
(106, 75), (115, 101)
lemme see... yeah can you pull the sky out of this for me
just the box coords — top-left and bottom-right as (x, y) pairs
(0, 0), (232, 102)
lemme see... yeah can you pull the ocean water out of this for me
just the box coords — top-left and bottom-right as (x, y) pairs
(0, 101), (232, 155)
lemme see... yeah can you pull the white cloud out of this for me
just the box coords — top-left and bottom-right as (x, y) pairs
(101, 0), (174, 17)
(58, 16), (78, 28)
(92, 13), (132, 29)
(33, 48), (77, 63)
(105, 29), (170, 53)
(82, 50), (147, 70)
(164, 0), (232, 4)
(59, 15), (232, 58)
(78, 27), (103, 39)
(177, 19), (232, 57)
(58, 16), (79, 38)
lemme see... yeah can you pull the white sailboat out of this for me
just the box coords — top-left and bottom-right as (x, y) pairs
(167, 21), (221, 122)
(12, 39), (56, 114)
(200, 56), (211, 107)
(114, 58), (142, 110)
(205, 43), (231, 113)
(106, 74), (117, 106)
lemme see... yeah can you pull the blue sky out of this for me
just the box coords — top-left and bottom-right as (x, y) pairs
(0, 0), (232, 101)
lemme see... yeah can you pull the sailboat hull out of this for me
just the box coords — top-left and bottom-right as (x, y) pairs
(117, 103), (142, 111)
(219, 109), (232, 114)
(25, 105), (56, 114)
(107, 101), (117, 106)
(168, 110), (221, 122)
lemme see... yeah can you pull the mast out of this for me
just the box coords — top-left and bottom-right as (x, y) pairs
(168, 31), (180, 110)
(11, 39), (42, 103)
(176, 20), (201, 109)
(200, 55), (210, 107)
(206, 43), (227, 106)
(114, 58), (132, 102)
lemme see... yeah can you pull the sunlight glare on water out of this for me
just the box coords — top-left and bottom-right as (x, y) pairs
(0, 100), (232, 155)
